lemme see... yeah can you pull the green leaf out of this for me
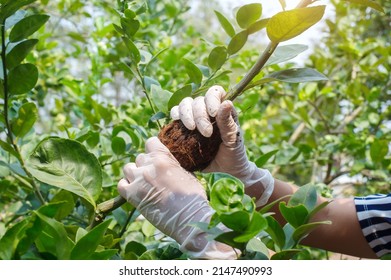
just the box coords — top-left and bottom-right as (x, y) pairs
(11, 102), (38, 137)
(220, 211), (251, 232)
(35, 211), (74, 259)
(50, 190), (76, 220)
(208, 46), (227, 71)
(182, 58), (203, 84)
(143, 76), (160, 92)
(150, 84), (173, 113)
(70, 219), (111, 260)
(307, 200), (331, 222)
(248, 68), (328, 90)
(214, 10), (235, 37)
(0, 0), (36, 22)
(265, 44), (308, 66)
(265, 216), (285, 250)
(370, 139), (389, 163)
(125, 241), (147, 258)
(292, 221), (332, 243)
(6, 39), (38, 70)
(10, 14), (50, 42)
(289, 184), (318, 211)
(227, 30), (248, 55)
(37, 198), (65, 216)
(342, 0), (384, 13)
(111, 136), (126, 155)
(266, 6), (326, 42)
(122, 36), (140, 63)
(210, 175), (246, 214)
(168, 84), (192, 110)
(120, 16), (140, 36)
(0, 139), (19, 159)
(234, 212), (268, 243)
(8, 63), (38, 96)
(271, 249), (302, 260)
(4, 10), (27, 30)
(247, 18), (269, 34)
(244, 238), (269, 259)
(279, 202), (309, 228)
(215, 231), (246, 251)
(0, 218), (31, 260)
(26, 137), (102, 208)
(247, 237), (269, 254)
(255, 149), (279, 167)
(236, 3), (262, 29)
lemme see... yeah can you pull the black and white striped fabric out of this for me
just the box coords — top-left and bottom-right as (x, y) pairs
(354, 194), (391, 257)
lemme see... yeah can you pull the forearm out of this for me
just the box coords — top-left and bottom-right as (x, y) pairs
(267, 179), (377, 258)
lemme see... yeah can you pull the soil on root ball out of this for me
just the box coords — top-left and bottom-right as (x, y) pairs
(158, 119), (222, 172)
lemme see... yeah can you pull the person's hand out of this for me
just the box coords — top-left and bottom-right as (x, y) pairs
(170, 86), (274, 207)
(117, 137), (236, 259)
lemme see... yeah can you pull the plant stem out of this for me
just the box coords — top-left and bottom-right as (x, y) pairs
(119, 207), (137, 237)
(90, 195), (127, 228)
(1, 22), (45, 205)
(226, 41), (278, 101)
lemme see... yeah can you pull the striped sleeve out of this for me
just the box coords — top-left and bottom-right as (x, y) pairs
(354, 194), (391, 258)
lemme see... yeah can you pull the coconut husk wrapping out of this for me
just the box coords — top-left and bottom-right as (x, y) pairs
(158, 119), (222, 172)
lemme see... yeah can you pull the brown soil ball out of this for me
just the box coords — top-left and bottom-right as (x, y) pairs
(158, 119), (222, 172)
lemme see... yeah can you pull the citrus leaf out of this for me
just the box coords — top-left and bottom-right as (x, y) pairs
(289, 183), (318, 211)
(6, 39), (38, 70)
(265, 44), (308, 66)
(10, 14), (50, 42)
(227, 30), (248, 55)
(220, 211), (251, 232)
(266, 6), (326, 42)
(150, 84), (173, 113)
(8, 63), (38, 96)
(247, 18), (269, 34)
(122, 36), (140, 63)
(168, 84), (192, 110)
(183, 58), (203, 84)
(234, 212), (268, 243)
(265, 216), (285, 250)
(279, 202), (309, 228)
(255, 149), (279, 167)
(70, 219), (111, 260)
(111, 136), (126, 155)
(214, 10), (235, 37)
(11, 102), (38, 137)
(236, 3), (262, 29)
(35, 211), (74, 259)
(26, 137), (102, 208)
(292, 221), (332, 243)
(0, 0), (36, 22)
(208, 46), (227, 71)
(248, 68), (328, 89)
(0, 218), (31, 260)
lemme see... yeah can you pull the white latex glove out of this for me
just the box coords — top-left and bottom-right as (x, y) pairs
(117, 137), (237, 259)
(170, 85), (274, 207)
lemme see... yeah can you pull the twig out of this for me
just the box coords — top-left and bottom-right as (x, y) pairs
(90, 195), (127, 228)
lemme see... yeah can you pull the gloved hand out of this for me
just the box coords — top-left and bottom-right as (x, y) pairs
(117, 137), (237, 259)
(170, 85), (274, 207)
